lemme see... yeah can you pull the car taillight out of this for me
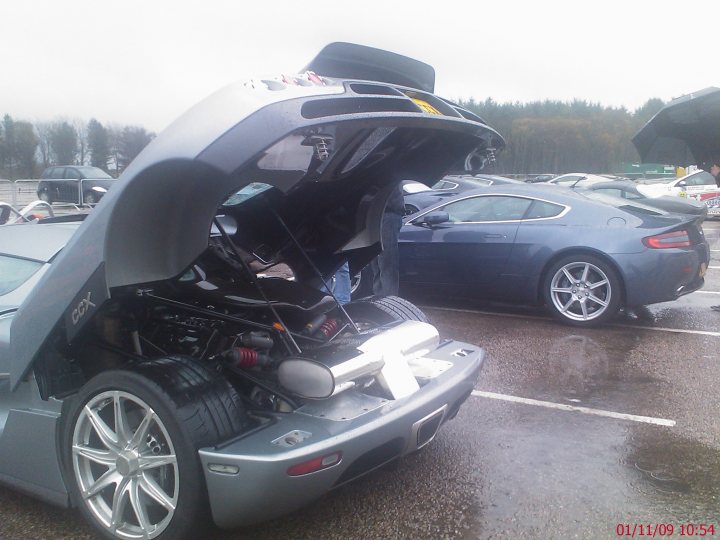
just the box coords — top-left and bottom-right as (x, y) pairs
(642, 230), (692, 249)
(287, 451), (342, 476)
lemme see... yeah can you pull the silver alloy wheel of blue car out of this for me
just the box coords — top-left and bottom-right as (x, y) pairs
(549, 261), (612, 322)
(72, 390), (179, 539)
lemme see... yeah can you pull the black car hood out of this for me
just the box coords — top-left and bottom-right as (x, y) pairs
(9, 55), (504, 387)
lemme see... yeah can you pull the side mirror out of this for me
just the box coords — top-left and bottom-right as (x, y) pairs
(418, 211), (450, 226)
(677, 180), (687, 187)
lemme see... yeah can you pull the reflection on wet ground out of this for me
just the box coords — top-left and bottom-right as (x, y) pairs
(625, 426), (720, 521)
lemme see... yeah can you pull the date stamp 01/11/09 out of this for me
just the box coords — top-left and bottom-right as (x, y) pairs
(616, 524), (716, 537)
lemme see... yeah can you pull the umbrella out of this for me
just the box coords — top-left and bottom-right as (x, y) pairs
(632, 87), (720, 167)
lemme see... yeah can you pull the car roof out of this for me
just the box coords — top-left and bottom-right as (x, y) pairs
(0, 223), (79, 262)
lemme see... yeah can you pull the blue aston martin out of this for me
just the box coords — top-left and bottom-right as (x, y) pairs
(399, 184), (710, 326)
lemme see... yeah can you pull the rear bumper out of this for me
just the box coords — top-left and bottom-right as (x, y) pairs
(619, 242), (710, 306)
(199, 339), (484, 529)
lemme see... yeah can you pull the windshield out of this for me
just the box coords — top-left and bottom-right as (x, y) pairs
(0, 255), (42, 295)
(76, 166), (113, 179)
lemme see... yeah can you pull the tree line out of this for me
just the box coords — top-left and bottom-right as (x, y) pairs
(459, 97), (665, 175)
(0, 115), (155, 179)
(0, 96), (667, 180)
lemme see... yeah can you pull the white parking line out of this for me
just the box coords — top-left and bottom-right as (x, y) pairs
(608, 323), (720, 337)
(695, 290), (720, 295)
(709, 266), (720, 269)
(423, 305), (720, 336)
(471, 390), (676, 426)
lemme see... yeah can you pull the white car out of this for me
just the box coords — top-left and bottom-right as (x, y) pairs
(636, 170), (718, 199)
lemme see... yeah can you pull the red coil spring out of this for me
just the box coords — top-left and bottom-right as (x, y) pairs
(318, 318), (339, 339)
(234, 347), (258, 367)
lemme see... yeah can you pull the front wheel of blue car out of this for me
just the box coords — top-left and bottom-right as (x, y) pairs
(62, 356), (247, 540)
(543, 254), (622, 327)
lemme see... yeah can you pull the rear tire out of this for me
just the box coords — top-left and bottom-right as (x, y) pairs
(62, 356), (248, 539)
(344, 295), (428, 325)
(83, 191), (98, 205)
(38, 190), (52, 203)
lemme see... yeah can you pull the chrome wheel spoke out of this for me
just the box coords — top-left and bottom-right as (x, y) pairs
(110, 476), (131, 532)
(589, 278), (608, 290)
(589, 294), (608, 308)
(580, 300), (589, 319)
(561, 297), (576, 313)
(84, 468), (120, 499)
(562, 267), (575, 283)
(129, 478), (151, 537)
(140, 473), (176, 512)
(139, 453), (177, 471)
(73, 444), (116, 466)
(85, 405), (119, 451)
(130, 409), (155, 450)
(552, 286), (573, 294)
(581, 263), (590, 282)
(114, 393), (132, 447)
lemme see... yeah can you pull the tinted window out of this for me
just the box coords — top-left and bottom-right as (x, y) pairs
(65, 168), (82, 179)
(524, 199), (565, 219)
(593, 188), (623, 198)
(442, 196), (532, 222)
(0, 255), (42, 295)
(50, 168), (65, 179)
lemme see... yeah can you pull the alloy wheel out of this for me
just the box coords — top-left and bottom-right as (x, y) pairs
(72, 390), (179, 539)
(549, 261), (612, 322)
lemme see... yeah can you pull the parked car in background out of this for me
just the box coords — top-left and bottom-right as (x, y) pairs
(526, 173), (556, 183)
(433, 174), (524, 191)
(399, 184), (709, 327)
(636, 169), (718, 199)
(404, 174), (523, 215)
(36, 166), (115, 204)
(401, 179), (432, 195)
(544, 173), (610, 186)
(549, 177), (709, 218)
(694, 190), (720, 218)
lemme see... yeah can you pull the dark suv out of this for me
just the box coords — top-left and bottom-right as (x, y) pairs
(36, 166), (115, 204)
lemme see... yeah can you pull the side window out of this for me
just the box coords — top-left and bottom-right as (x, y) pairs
(685, 172), (714, 186)
(442, 196), (532, 222)
(523, 199), (565, 219)
(65, 168), (82, 179)
(51, 167), (65, 179)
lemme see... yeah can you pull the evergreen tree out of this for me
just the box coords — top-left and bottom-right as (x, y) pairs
(87, 118), (110, 170)
(49, 121), (78, 165)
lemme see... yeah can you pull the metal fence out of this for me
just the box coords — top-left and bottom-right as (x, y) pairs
(0, 179), (38, 207)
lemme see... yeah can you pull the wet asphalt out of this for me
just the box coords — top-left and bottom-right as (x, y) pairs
(1, 222), (718, 540)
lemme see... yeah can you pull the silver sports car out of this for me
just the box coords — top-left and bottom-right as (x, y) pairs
(0, 44), (504, 539)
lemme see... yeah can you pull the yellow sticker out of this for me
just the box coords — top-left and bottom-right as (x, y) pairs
(699, 263), (707, 277)
(412, 98), (442, 115)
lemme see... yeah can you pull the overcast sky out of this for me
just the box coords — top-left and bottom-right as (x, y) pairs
(1, 0), (716, 133)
